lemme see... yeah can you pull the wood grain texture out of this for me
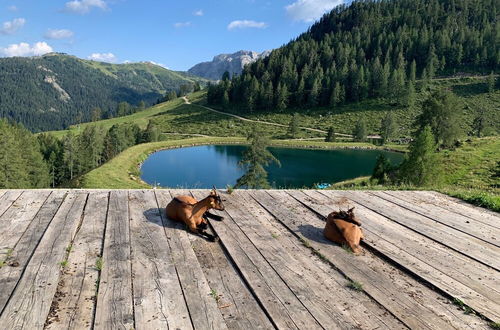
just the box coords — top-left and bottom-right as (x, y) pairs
(0, 192), (88, 330)
(0, 190), (66, 314)
(94, 190), (134, 330)
(252, 190), (463, 329)
(185, 194), (323, 329)
(156, 190), (228, 330)
(295, 189), (500, 324)
(0, 190), (23, 218)
(0, 190), (51, 257)
(189, 190), (275, 330)
(223, 190), (406, 329)
(45, 192), (108, 330)
(373, 191), (500, 247)
(129, 190), (193, 329)
(413, 191), (500, 229)
(331, 190), (500, 271)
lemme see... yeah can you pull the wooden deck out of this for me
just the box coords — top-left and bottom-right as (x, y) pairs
(0, 189), (498, 329)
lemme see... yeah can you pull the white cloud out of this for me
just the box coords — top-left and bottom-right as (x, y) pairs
(8, 5), (18, 11)
(0, 42), (53, 57)
(0, 18), (26, 35)
(193, 9), (203, 16)
(44, 29), (74, 40)
(64, 0), (107, 14)
(87, 52), (117, 63)
(227, 20), (268, 30)
(285, 0), (343, 22)
(174, 21), (192, 28)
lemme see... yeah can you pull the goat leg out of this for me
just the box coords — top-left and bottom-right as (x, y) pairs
(204, 211), (224, 221)
(197, 229), (220, 242)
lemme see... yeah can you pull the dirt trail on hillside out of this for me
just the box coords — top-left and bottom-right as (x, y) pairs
(182, 96), (366, 138)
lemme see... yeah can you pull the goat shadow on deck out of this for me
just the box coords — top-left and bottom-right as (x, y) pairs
(298, 223), (356, 251)
(143, 208), (216, 242)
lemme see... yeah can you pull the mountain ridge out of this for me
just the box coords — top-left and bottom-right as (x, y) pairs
(0, 53), (207, 131)
(188, 50), (271, 80)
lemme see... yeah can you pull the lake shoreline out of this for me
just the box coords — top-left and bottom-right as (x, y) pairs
(82, 137), (407, 189)
(138, 141), (406, 189)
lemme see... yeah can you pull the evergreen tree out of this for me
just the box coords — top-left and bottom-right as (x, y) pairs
(288, 113), (300, 138)
(91, 107), (102, 122)
(63, 132), (77, 180)
(409, 60), (417, 84)
(416, 89), (462, 148)
(472, 108), (487, 138)
(371, 154), (392, 184)
(0, 120), (50, 188)
(353, 119), (367, 142)
(117, 102), (130, 117)
(235, 126), (280, 189)
(380, 112), (397, 144)
(142, 120), (161, 142)
(275, 82), (289, 111)
(329, 82), (342, 107)
(325, 126), (336, 142)
(398, 126), (440, 186)
(406, 80), (416, 108)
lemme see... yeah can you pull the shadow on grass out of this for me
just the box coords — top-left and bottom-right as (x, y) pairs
(451, 82), (488, 97)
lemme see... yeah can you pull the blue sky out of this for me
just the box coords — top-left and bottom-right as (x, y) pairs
(0, 0), (346, 70)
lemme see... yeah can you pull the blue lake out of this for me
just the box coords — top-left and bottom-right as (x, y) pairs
(140, 145), (404, 189)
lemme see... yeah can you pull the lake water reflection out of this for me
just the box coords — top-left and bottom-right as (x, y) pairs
(140, 145), (404, 189)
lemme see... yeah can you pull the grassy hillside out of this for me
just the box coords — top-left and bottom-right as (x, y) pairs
(332, 137), (500, 211)
(0, 53), (208, 131)
(209, 76), (499, 138)
(49, 76), (499, 142)
(46, 91), (325, 140)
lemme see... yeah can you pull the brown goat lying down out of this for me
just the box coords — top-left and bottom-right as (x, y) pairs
(166, 188), (224, 242)
(324, 207), (364, 255)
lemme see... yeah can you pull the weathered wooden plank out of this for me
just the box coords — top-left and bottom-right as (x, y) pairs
(0, 190), (23, 218)
(189, 190), (275, 330)
(184, 192), (323, 329)
(0, 190), (67, 314)
(414, 191), (500, 229)
(296, 190), (500, 323)
(94, 190), (134, 330)
(45, 192), (108, 329)
(128, 190), (193, 329)
(216, 190), (406, 330)
(375, 191), (500, 247)
(0, 190), (51, 257)
(162, 189), (314, 330)
(252, 190), (465, 330)
(0, 192), (88, 329)
(156, 190), (228, 330)
(330, 190), (500, 271)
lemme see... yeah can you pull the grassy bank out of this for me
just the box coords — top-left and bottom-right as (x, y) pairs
(331, 137), (500, 212)
(81, 137), (404, 189)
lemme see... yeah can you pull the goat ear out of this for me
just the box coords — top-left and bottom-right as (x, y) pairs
(348, 207), (355, 212)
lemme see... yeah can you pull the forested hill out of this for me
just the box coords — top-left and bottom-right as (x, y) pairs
(208, 0), (499, 111)
(0, 53), (206, 131)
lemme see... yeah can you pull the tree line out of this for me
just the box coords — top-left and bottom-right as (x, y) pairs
(208, 0), (498, 112)
(0, 119), (161, 189)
